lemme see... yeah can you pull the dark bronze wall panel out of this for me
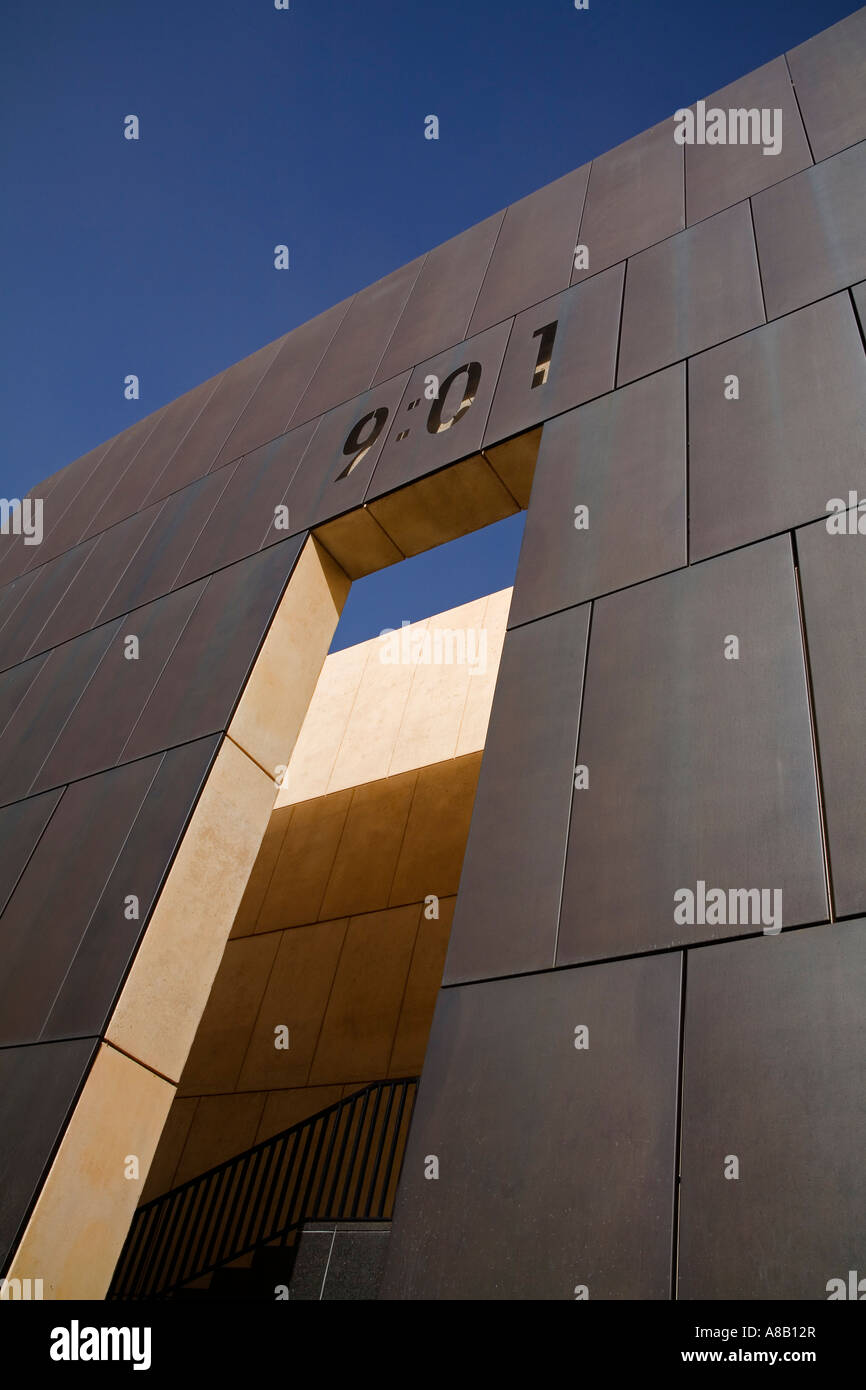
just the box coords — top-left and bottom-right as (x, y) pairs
(382, 955), (681, 1299)
(41, 737), (219, 1043)
(0, 1038), (98, 1273)
(617, 201), (765, 385)
(787, 7), (866, 161)
(0, 571), (39, 650)
(0, 622), (121, 809)
(29, 582), (206, 793)
(143, 341), (281, 502)
(296, 374), (411, 532)
(175, 419), (318, 585)
(368, 322), (512, 499)
(211, 301), (352, 469)
(684, 58), (812, 226)
(508, 363), (686, 627)
(468, 165), (590, 334)
(25, 507), (161, 658)
(120, 538), (303, 763)
(752, 141), (866, 319)
(372, 214), (504, 385)
(443, 604), (589, 984)
(0, 442), (110, 589)
(292, 265), (423, 424)
(797, 515), (866, 919)
(482, 265), (624, 449)
(0, 543), (96, 673)
(689, 293), (866, 562)
(29, 413), (164, 573)
(0, 532), (32, 594)
(0, 790), (62, 918)
(83, 376), (221, 541)
(0, 755), (165, 1046)
(571, 120), (684, 281)
(678, 921), (866, 1299)
(558, 536), (827, 965)
(0, 655), (48, 744)
(96, 471), (233, 623)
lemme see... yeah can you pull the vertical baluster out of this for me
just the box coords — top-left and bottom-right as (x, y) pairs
(377, 1081), (412, 1218)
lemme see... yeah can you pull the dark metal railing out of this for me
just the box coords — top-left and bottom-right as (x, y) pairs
(108, 1076), (419, 1300)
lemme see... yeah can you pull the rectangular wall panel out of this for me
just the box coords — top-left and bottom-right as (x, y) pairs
(684, 57), (811, 225)
(41, 736), (219, 1042)
(0, 441), (110, 589)
(689, 292), (866, 561)
(119, 538), (303, 763)
(558, 535), (827, 964)
(617, 200), (765, 385)
(95, 471), (235, 623)
(787, 7), (866, 161)
(142, 340), (282, 503)
(0, 756), (166, 1046)
(572, 119), (683, 280)
(468, 164), (590, 334)
(482, 265), (624, 449)
(175, 419), (319, 585)
(0, 621), (121, 809)
(368, 321), (512, 500)
(28, 582), (207, 793)
(25, 507), (162, 658)
(211, 301), (352, 468)
(508, 363), (686, 627)
(0, 1039), (99, 1272)
(0, 543), (97, 673)
(0, 570), (40, 650)
(292, 263), (423, 424)
(0, 790), (63, 918)
(443, 603), (589, 984)
(372, 213), (504, 384)
(300, 374), (411, 532)
(678, 922), (866, 1299)
(83, 375), (222, 541)
(382, 956), (682, 1299)
(752, 141), (866, 319)
(797, 513), (866, 919)
(29, 413), (164, 573)
(0, 655), (48, 744)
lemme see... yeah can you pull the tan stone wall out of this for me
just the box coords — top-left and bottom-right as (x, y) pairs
(143, 754), (480, 1198)
(279, 587), (511, 802)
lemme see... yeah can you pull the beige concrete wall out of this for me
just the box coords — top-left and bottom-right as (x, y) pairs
(278, 587), (511, 803)
(143, 752), (481, 1198)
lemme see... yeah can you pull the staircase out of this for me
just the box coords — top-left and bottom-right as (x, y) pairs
(108, 1077), (419, 1300)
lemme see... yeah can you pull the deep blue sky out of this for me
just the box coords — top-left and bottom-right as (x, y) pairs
(1, 0), (857, 646)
